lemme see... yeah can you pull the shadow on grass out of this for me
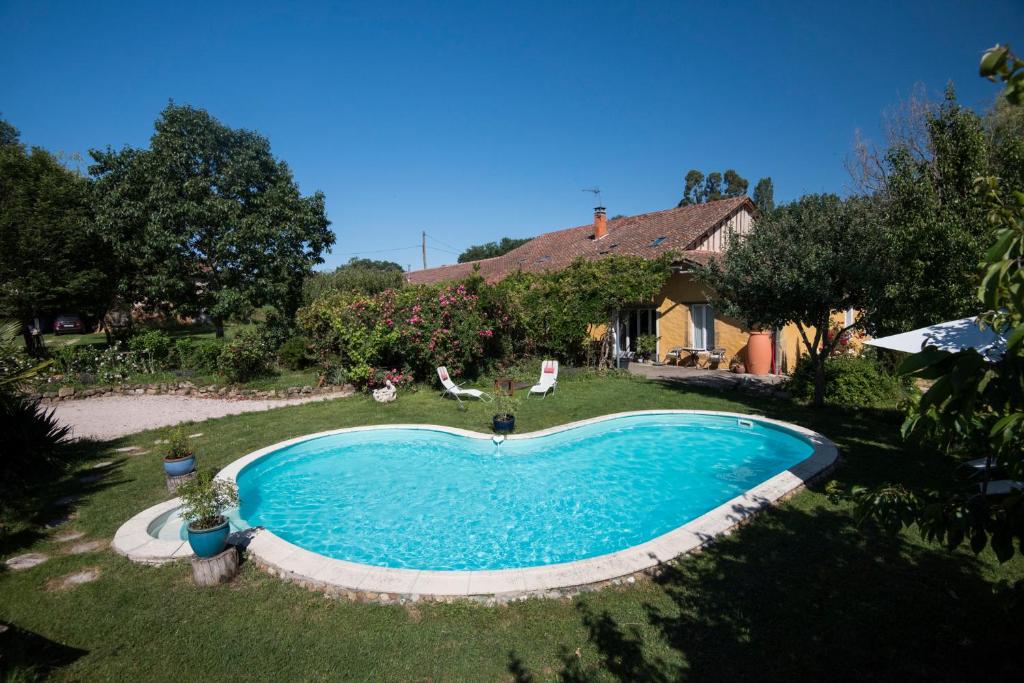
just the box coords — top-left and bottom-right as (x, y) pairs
(0, 621), (89, 681)
(509, 386), (1016, 680)
(0, 438), (128, 557)
(511, 502), (1016, 680)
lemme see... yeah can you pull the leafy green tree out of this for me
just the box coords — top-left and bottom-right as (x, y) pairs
(457, 237), (531, 263)
(677, 170), (705, 206)
(840, 44), (1024, 567)
(0, 120), (113, 351)
(699, 194), (882, 407)
(703, 172), (723, 201)
(0, 117), (18, 146)
(303, 257), (406, 302)
(341, 258), (403, 272)
(723, 169), (748, 197)
(679, 168), (768, 206)
(753, 177), (775, 213)
(90, 103), (334, 337)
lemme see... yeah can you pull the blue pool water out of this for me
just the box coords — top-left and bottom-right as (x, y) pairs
(235, 414), (813, 571)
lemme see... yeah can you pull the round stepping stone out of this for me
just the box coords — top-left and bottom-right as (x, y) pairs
(188, 433), (203, 438)
(50, 495), (80, 508)
(78, 473), (103, 484)
(114, 446), (140, 453)
(153, 439), (168, 445)
(47, 568), (100, 590)
(5, 553), (48, 570)
(67, 540), (105, 555)
(53, 530), (85, 542)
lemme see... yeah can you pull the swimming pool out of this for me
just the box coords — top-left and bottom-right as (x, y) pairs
(231, 412), (818, 570)
(114, 411), (836, 596)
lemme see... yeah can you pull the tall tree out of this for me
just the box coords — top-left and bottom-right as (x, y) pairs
(866, 87), (993, 336)
(753, 177), (775, 213)
(679, 168), (765, 206)
(723, 169), (748, 197)
(703, 172), (723, 201)
(457, 237), (531, 263)
(841, 43), (1024, 567)
(0, 119), (113, 351)
(90, 104), (335, 336)
(700, 194), (882, 406)
(677, 170), (706, 206)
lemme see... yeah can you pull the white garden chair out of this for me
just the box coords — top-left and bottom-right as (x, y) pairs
(528, 360), (558, 398)
(436, 367), (492, 402)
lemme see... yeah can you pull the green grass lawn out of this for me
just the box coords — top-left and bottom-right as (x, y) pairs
(1, 372), (1021, 680)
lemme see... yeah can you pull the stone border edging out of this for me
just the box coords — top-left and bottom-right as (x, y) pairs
(114, 411), (838, 602)
(34, 382), (354, 404)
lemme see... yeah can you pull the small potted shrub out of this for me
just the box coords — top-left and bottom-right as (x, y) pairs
(177, 470), (239, 558)
(492, 393), (520, 434)
(162, 428), (196, 477)
(636, 334), (660, 363)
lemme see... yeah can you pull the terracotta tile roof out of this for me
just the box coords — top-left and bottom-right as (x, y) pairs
(406, 196), (753, 285)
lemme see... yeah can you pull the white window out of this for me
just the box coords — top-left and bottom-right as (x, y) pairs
(844, 308), (856, 328)
(690, 304), (715, 350)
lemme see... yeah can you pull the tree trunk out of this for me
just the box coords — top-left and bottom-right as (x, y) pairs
(813, 355), (827, 408)
(213, 316), (225, 339)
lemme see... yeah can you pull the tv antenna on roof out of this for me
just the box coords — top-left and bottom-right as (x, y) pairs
(581, 187), (603, 206)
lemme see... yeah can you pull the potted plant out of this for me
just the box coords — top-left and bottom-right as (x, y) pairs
(162, 428), (196, 477)
(635, 334), (660, 363)
(177, 470), (240, 558)
(492, 393), (520, 434)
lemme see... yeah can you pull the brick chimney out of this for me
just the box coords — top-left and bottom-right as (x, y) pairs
(593, 206), (607, 240)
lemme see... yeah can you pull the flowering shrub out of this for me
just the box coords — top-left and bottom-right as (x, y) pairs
(298, 255), (671, 389)
(299, 281), (497, 388)
(47, 343), (150, 383)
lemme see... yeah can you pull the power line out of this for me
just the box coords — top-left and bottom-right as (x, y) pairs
(426, 246), (461, 256)
(330, 245), (421, 257)
(424, 232), (462, 252)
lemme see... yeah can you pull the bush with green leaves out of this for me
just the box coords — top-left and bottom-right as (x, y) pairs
(128, 330), (175, 367)
(0, 323), (70, 498)
(277, 335), (311, 370)
(163, 428), (194, 461)
(787, 353), (903, 408)
(175, 339), (222, 374)
(297, 255), (671, 389)
(217, 328), (273, 382)
(176, 469), (239, 530)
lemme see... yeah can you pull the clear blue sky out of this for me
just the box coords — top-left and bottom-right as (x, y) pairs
(2, 1), (1021, 270)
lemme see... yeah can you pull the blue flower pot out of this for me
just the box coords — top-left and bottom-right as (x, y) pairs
(492, 414), (515, 434)
(163, 455), (196, 477)
(187, 518), (230, 558)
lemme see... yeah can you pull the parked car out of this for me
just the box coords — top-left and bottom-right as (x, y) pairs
(53, 313), (84, 335)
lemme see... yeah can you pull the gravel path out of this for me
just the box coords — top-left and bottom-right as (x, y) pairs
(51, 393), (353, 441)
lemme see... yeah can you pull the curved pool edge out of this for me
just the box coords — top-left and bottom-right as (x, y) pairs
(113, 410), (838, 600)
(228, 410), (838, 599)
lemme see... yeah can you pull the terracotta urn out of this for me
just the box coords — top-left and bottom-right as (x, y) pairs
(746, 331), (772, 375)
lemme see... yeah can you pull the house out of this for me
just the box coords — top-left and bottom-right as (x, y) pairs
(406, 196), (805, 373)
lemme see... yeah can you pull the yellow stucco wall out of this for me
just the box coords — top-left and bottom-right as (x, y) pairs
(591, 272), (870, 373)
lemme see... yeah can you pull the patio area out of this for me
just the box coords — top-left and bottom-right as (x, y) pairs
(625, 361), (788, 398)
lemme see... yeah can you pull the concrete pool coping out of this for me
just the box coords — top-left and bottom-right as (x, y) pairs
(113, 410), (838, 598)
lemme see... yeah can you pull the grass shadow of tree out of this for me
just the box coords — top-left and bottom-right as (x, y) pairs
(509, 382), (1018, 680)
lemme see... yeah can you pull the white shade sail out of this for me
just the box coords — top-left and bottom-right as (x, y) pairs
(865, 316), (1007, 361)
